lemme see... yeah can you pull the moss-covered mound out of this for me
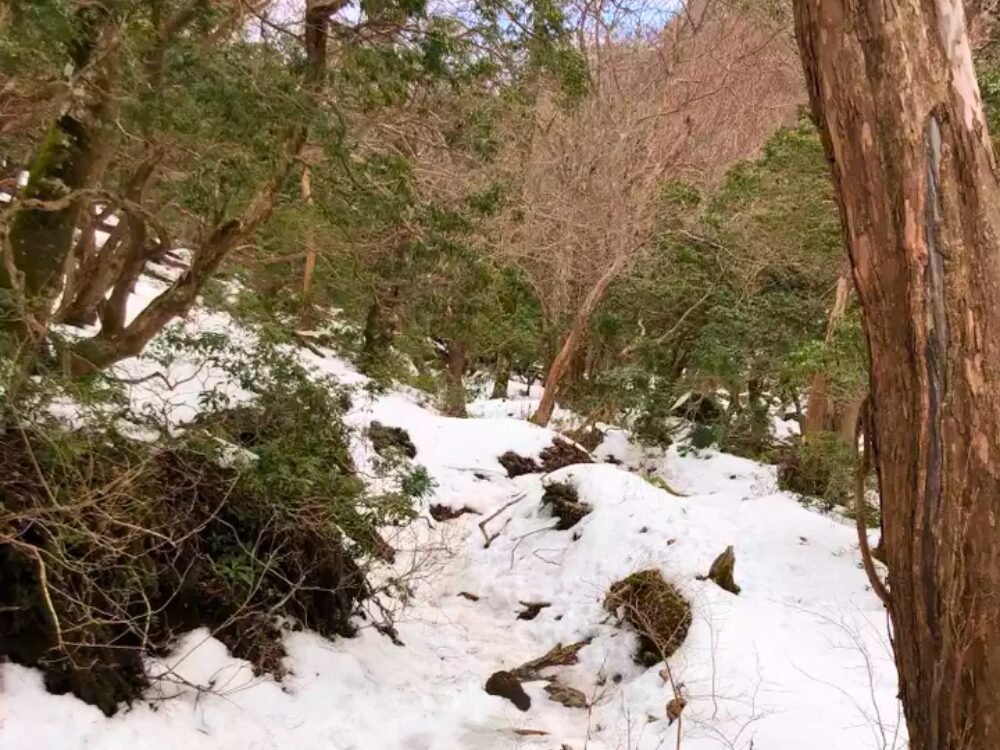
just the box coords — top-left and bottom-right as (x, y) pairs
(605, 569), (692, 666)
(541, 480), (592, 530)
(368, 421), (417, 459)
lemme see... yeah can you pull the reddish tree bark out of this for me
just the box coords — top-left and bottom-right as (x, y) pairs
(531, 254), (627, 426)
(803, 267), (852, 434)
(299, 164), (318, 327)
(795, 1), (1000, 747)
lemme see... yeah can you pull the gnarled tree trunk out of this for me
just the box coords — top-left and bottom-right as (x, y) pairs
(531, 253), (627, 426)
(68, 0), (344, 374)
(795, 1), (1000, 747)
(0, 4), (121, 333)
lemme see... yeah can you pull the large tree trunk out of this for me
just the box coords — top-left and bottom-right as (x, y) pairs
(70, 130), (306, 374)
(803, 268), (852, 434)
(61, 149), (162, 328)
(836, 392), (865, 445)
(795, 1), (1000, 747)
(61, 2), (227, 329)
(531, 322), (582, 427)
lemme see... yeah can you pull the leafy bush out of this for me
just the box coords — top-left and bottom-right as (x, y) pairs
(687, 423), (720, 451)
(777, 432), (856, 511)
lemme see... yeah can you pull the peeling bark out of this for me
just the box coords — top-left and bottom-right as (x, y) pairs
(300, 165), (317, 324)
(794, 1), (1000, 746)
(531, 253), (628, 426)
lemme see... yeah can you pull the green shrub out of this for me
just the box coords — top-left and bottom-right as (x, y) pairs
(777, 432), (857, 511)
(632, 408), (675, 447)
(687, 422), (719, 451)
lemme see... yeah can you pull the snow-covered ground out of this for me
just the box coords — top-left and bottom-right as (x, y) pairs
(0, 286), (902, 749)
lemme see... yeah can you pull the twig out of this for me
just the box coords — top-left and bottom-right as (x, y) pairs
(478, 493), (524, 548)
(510, 523), (559, 569)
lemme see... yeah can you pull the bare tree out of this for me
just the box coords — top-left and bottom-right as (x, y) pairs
(494, 0), (802, 426)
(795, 1), (1000, 747)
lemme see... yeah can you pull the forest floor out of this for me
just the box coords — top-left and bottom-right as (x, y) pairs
(0, 274), (902, 750)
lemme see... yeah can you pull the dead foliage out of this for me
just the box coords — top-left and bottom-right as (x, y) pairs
(499, 450), (541, 477)
(516, 601), (552, 620)
(0, 425), (370, 716)
(605, 569), (692, 666)
(541, 481), (593, 530)
(429, 504), (478, 521)
(563, 425), (605, 452)
(509, 640), (591, 680)
(498, 437), (592, 478)
(368, 421), (417, 459)
(539, 438), (593, 472)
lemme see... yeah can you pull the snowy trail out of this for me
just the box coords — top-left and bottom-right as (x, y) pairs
(0, 316), (903, 749)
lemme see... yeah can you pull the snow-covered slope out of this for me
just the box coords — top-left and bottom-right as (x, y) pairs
(0, 309), (902, 750)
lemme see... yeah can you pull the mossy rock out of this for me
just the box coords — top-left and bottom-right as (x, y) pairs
(605, 569), (692, 666)
(368, 421), (417, 459)
(541, 480), (592, 530)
